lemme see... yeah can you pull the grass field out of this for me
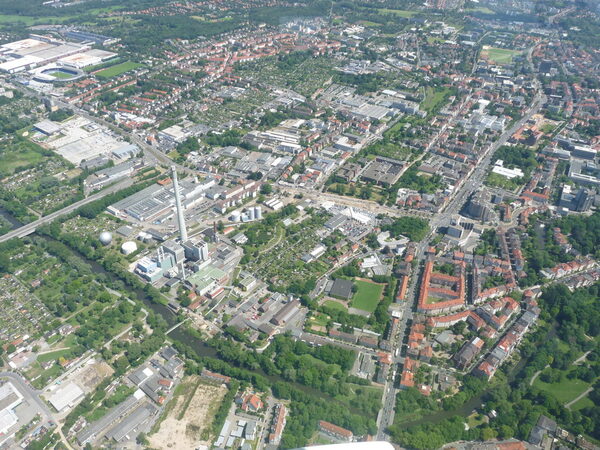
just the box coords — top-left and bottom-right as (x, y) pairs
(95, 61), (144, 79)
(37, 348), (72, 363)
(50, 71), (74, 79)
(377, 8), (418, 17)
(481, 47), (522, 65)
(533, 369), (591, 404)
(421, 86), (454, 115)
(0, 140), (49, 177)
(351, 280), (384, 313)
(324, 300), (348, 312)
(571, 395), (594, 411)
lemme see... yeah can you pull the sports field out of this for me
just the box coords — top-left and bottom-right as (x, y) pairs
(481, 46), (522, 65)
(95, 61), (144, 79)
(351, 280), (384, 313)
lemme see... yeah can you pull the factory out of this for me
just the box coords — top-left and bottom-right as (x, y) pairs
(0, 35), (116, 73)
(108, 175), (217, 222)
(0, 382), (24, 435)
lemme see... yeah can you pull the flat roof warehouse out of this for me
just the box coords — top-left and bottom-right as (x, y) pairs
(0, 35), (116, 73)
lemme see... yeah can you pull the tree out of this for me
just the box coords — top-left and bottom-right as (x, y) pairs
(260, 183), (273, 195)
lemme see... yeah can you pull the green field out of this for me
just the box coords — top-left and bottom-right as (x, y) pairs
(50, 71), (74, 79)
(351, 280), (384, 313)
(324, 300), (348, 312)
(421, 86), (454, 114)
(571, 395), (594, 411)
(482, 47), (522, 65)
(95, 61), (144, 79)
(533, 369), (592, 404)
(0, 140), (50, 177)
(377, 8), (418, 18)
(37, 348), (72, 363)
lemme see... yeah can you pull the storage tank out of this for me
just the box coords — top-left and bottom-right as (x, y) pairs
(254, 206), (262, 220)
(99, 231), (112, 246)
(247, 207), (255, 221)
(230, 211), (241, 222)
(121, 241), (138, 255)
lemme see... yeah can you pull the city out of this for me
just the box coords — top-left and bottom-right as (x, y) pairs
(0, 0), (599, 449)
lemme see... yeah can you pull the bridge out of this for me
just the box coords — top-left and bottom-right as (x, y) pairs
(0, 178), (132, 244)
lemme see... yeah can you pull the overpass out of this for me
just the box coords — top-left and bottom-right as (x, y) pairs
(0, 178), (132, 244)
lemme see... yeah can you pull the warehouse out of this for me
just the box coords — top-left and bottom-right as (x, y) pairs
(104, 403), (158, 442)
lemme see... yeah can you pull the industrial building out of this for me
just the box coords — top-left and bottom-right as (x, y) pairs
(0, 382), (24, 435)
(108, 176), (216, 222)
(0, 35), (116, 73)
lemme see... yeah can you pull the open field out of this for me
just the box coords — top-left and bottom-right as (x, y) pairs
(351, 280), (384, 313)
(377, 8), (418, 17)
(481, 46), (522, 65)
(37, 348), (73, 363)
(149, 376), (228, 449)
(533, 368), (592, 404)
(95, 61), (144, 79)
(324, 299), (348, 312)
(571, 395), (594, 411)
(0, 140), (49, 177)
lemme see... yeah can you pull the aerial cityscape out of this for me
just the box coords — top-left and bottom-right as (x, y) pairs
(0, 0), (599, 449)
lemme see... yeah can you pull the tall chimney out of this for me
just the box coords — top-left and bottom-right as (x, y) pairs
(171, 166), (188, 242)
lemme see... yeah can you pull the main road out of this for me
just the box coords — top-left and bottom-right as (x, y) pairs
(9, 82), (193, 175)
(375, 88), (546, 440)
(0, 177), (132, 243)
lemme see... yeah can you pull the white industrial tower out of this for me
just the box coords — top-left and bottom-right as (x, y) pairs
(171, 166), (188, 242)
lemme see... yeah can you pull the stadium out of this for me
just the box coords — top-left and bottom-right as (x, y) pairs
(31, 64), (85, 83)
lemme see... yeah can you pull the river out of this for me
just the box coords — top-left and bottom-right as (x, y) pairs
(0, 209), (344, 401)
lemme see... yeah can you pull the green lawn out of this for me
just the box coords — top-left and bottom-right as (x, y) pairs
(50, 71), (74, 79)
(351, 280), (384, 313)
(533, 369), (592, 404)
(571, 395), (594, 411)
(421, 86), (454, 115)
(0, 140), (50, 177)
(377, 8), (418, 17)
(482, 47), (522, 65)
(95, 61), (144, 79)
(465, 6), (495, 14)
(324, 300), (348, 312)
(37, 348), (72, 363)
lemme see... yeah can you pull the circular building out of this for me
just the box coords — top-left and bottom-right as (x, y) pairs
(121, 241), (137, 255)
(99, 231), (113, 246)
(31, 65), (85, 84)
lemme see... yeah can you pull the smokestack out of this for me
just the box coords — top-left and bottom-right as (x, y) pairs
(171, 166), (188, 242)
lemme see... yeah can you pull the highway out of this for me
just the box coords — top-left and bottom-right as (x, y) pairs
(0, 177), (132, 243)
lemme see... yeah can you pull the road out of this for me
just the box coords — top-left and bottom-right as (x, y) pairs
(9, 82), (192, 175)
(0, 372), (74, 448)
(278, 186), (433, 220)
(0, 177), (132, 243)
(375, 87), (546, 440)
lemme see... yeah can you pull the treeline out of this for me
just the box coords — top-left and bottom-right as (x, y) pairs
(76, 180), (154, 219)
(381, 216), (430, 241)
(491, 145), (538, 178)
(212, 380), (240, 435)
(397, 166), (446, 194)
(273, 382), (378, 448)
(555, 211), (600, 258)
(208, 335), (356, 397)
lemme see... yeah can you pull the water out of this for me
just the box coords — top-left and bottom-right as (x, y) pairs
(0, 206), (23, 228)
